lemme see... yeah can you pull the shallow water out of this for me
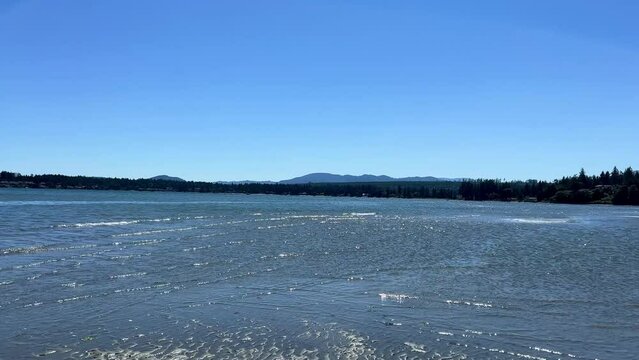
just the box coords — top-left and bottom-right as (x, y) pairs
(1, 188), (638, 359)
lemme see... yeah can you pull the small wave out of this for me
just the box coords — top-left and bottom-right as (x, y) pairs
(2, 244), (96, 257)
(57, 294), (91, 303)
(530, 346), (563, 356)
(113, 227), (196, 237)
(14, 260), (44, 269)
(129, 239), (165, 247)
(509, 218), (569, 224)
(464, 329), (497, 336)
(379, 293), (417, 303)
(61, 220), (139, 228)
(347, 212), (376, 216)
(62, 282), (82, 288)
(109, 272), (147, 279)
(485, 348), (548, 360)
(277, 252), (300, 258)
(57, 218), (172, 228)
(288, 215), (329, 219)
(258, 223), (300, 230)
(446, 299), (493, 308)
(1, 245), (46, 256)
(404, 341), (427, 353)
(465, 329), (483, 335)
(113, 284), (167, 294)
(23, 301), (43, 308)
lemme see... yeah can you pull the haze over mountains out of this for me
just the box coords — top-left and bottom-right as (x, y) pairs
(150, 173), (460, 184)
(279, 173), (460, 184)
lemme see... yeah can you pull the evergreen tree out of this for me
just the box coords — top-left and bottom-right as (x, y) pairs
(612, 166), (622, 185)
(578, 168), (588, 186)
(623, 167), (635, 186)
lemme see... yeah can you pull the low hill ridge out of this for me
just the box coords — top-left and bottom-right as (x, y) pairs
(149, 175), (186, 182)
(280, 172), (457, 184)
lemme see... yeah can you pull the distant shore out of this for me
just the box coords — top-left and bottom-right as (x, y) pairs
(2, 168), (638, 206)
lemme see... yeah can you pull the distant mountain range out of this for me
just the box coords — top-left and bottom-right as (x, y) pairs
(149, 175), (186, 182)
(148, 173), (460, 184)
(279, 173), (460, 184)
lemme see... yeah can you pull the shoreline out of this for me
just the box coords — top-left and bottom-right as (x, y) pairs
(3, 167), (638, 205)
(0, 181), (627, 206)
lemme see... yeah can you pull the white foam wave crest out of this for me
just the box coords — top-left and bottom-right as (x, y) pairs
(530, 346), (564, 356)
(478, 344), (562, 360)
(2, 245), (46, 255)
(463, 329), (497, 336)
(509, 218), (569, 224)
(113, 227), (196, 237)
(109, 272), (147, 279)
(277, 252), (299, 258)
(258, 223), (300, 230)
(404, 341), (427, 353)
(379, 293), (417, 303)
(446, 299), (493, 308)
(288, 214), (330, 219)
(56, 294), (91, 303)
(57, 218), (173, 228)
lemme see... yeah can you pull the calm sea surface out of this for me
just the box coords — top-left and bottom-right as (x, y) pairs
(1, 188), (638, 359)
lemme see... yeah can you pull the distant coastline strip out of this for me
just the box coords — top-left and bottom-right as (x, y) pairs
(1, 167), (638, 205)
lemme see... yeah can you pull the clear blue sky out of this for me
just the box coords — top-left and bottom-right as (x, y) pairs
(1, 1), (637, 181)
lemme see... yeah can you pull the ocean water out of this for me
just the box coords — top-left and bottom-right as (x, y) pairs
(1, 188), (638, 360)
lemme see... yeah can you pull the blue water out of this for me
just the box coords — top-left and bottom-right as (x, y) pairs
(1, 188), (638, 359)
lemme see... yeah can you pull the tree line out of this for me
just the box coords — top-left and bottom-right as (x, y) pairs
(0, 171), (457, 199)
(1, 166), (638, 205)
(458, 166), (639, 205)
